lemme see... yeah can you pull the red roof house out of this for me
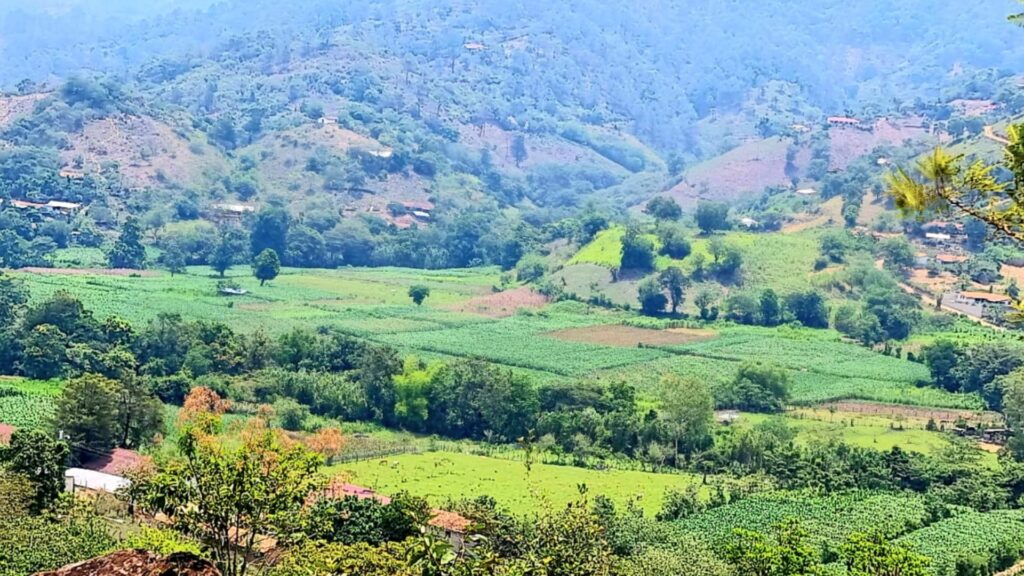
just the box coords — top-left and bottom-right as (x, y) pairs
(80, 448), (148, 476)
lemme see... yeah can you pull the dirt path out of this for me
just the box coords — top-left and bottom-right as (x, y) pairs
(984, 125), (1011, 146)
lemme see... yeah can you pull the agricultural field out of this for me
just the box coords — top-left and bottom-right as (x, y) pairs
(330, 450), (704, 515)
(375, 307), (669, 377)
(10, 264), (982, 410)
(0, 377), (60, 429)
(594, 325), (980, 409)
(12, 265), (503, 335)
(676, 490), (931, 553)
(897, 510), (1024, 576)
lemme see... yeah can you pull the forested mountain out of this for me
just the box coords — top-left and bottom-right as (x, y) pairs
(0, 0), (1022, 272)
(2, 0), (1021, 154)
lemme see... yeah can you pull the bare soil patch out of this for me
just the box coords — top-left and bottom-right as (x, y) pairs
(829, 117), (936, 171)
(817, 401), (1001, 424)
(782, 196), (844, 234)
(548, 325), (717, 348)
(0, 93), (48, 128)
(1001, 265), (1024, 285)
(17, 267), (159, 277)
(60, 115), (229, 189)
(668, 137), (791, 207)
(450, 287), (548, 318)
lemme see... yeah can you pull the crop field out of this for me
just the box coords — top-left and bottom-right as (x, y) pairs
(330, 451), (704, 515)
(376, 309), (669, 377)
(676, 490), (930, 553)
(547, 325), (717, 347)
(897, 510), (1024, 576)
(0, 377), (60, 429)
(10, 265), (980, 411)
(594, 326), (980, 409)
(13, 265), (503, 335)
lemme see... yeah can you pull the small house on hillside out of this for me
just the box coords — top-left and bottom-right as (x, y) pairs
(211, 203), (257, 224)
(428, 509), (473, 550)
(936, 254), (968, 271)
(924, 232), (953, 246)
(59, 168), (86, 180)
(46, 200), (84, 216)
(956, 291), (1013, 309)
(828, 116), (860, 127)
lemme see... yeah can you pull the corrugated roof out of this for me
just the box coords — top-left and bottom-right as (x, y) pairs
(65, 468), (131, 493)
(961, 292), (1012, 303)
(80, 448), (146, 476)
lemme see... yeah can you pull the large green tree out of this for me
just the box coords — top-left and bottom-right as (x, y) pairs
(253, 248), (281, 286)
(0, 429), (69, 511)
(55, 374), (122, 455)
(658, 375), (714, 461)
(107, 217), (146, 269)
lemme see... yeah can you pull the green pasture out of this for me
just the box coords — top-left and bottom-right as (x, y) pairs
(331, 451), (704, 515)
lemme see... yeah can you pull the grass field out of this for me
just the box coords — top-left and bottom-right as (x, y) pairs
(330, 451), (704, 515)
(738, 410), (998, 465)
(567, 226), (825, 296)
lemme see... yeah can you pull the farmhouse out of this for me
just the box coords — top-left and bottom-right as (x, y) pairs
(955, 291), (1013, 308)
(46, 200), (84, 215)
(936, 254), (968, 271)
(428, 509), (473, 550)
(796, 188), (817, 196)
(211, 203), (257, 223)
(923, 232), (953, 246)
(58, 168), (86, 180)
(739, 217), (759, 229)
(827, 116), (860, 126)
(65, 448), (148, 496)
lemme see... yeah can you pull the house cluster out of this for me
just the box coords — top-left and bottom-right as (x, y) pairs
(953, 424), (1013, 445)
(0, 198), (85, 219)
(0, 423), (472, 551)
(321, 478), (472, 549)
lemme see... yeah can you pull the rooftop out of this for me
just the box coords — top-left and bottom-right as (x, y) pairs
(65, 468), (131, 493)
(80, 448), (148, 476)
(960, 291), (1013, 303)
(428, 509), (473, 533)
(828, 116), (860, 125)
